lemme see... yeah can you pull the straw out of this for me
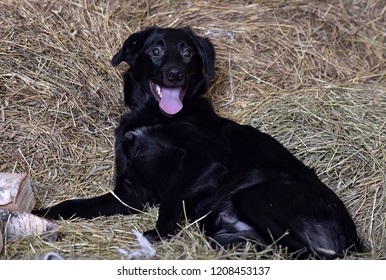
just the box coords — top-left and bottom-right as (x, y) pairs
(0, 0), (384, 259)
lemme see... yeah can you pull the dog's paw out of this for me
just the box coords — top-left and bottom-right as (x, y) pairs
(32, 207), (60, 219)
(143, 229), (162, 243)
(32, 207), (65, 220)
(143, 229), (169, 243)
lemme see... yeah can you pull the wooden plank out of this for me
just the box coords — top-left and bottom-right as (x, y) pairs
(0, 172), (36, 212)
(0, 209), (58, 242)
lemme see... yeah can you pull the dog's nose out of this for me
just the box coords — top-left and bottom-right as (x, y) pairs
(166, 67), (183, 83)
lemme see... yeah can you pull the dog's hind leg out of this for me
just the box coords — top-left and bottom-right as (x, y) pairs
(231, 179), (359, 259)
(211, 220), (262, 247)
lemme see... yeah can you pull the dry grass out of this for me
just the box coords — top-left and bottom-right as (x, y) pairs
(0, 0), (385, 259)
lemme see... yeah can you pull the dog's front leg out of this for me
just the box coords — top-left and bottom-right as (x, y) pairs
(33, 192), (135, 219)
(143, 160), (224, 243)
(143, 195), (183, 243)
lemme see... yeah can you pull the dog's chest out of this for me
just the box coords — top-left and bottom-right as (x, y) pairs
(124, 124), (177, 157)
(119, 124), (191, 182)
(126, 125), (162, 145)
(130, 126), (155, 139)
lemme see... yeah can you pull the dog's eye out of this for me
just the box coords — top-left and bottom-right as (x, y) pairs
(182, 48), (193, 58)
(150, 47), (162, 57)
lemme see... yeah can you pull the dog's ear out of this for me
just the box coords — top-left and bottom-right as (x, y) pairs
(182, 27), (216, 80)
(111, 27), (156, 67)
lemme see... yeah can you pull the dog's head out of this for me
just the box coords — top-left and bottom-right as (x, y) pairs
(112, 27), (215, 115)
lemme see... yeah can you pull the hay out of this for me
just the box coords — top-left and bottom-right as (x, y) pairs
(0, 0), (385, 259)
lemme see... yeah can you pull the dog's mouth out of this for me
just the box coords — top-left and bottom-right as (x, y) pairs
(149, 81), (186, 115)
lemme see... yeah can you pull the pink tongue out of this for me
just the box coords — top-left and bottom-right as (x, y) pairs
(159, 87), (183, 115)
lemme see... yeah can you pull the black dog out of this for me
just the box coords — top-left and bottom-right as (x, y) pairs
(34, 27), (360, 259)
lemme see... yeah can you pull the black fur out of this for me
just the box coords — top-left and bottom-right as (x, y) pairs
(34, 27), (360, 259)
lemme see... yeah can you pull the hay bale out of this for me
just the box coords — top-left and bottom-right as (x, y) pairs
(0, 0), (384, 259)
